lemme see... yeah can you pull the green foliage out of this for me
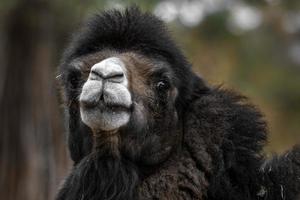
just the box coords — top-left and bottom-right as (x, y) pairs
(197, 11), (234, 40)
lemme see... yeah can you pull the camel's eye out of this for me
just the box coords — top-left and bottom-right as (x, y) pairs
(68, 70), (81, 89)
(156, 80), (170, 92)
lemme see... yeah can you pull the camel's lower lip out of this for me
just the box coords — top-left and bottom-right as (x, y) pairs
(80, 105), (131, 131)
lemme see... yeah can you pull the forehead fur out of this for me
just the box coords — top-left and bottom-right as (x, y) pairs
(63, 7), (185, 64)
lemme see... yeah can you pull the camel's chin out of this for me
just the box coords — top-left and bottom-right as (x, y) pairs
(80, 107), (131, 132)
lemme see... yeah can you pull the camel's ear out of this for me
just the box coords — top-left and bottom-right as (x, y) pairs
(176, 72), (210, 115)
(190, 73), (210, 99)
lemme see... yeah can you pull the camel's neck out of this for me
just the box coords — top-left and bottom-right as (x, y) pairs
(93, 130), (120, 157)
(56, 148), (139, 200)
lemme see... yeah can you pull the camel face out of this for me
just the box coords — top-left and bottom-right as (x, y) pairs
(65, 50), (180, 164)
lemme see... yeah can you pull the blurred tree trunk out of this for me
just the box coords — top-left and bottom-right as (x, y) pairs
(0, 0), (70, 199)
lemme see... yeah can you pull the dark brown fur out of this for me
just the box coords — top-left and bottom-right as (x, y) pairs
(56, 7), (300, 200)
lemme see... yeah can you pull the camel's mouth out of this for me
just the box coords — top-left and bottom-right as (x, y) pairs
(79, 57), (132, 132)
(81, 99), (131, 112)
(80, 105), (131, 132)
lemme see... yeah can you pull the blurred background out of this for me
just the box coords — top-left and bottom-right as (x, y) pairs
(0, 0), (299, 199)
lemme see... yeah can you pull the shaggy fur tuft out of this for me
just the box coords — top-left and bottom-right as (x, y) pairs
(56, 151), (139, 200)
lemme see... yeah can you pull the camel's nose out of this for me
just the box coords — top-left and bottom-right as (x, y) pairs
(79, 57), (130, 109)
(89, 57), (126, 83)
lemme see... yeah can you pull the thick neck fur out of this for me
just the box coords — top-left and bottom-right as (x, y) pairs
(57, 127), (209, 200)
(57, 132), (140, 200)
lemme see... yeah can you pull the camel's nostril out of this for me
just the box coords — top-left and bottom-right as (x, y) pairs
(90, 70), (103, 79)
(89, 57), (126, 83)
(90, 70), (124, 78)
(109, 73), (124, 79)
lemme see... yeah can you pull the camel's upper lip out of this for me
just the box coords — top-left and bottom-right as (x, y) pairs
(79, 76), (132, 112)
